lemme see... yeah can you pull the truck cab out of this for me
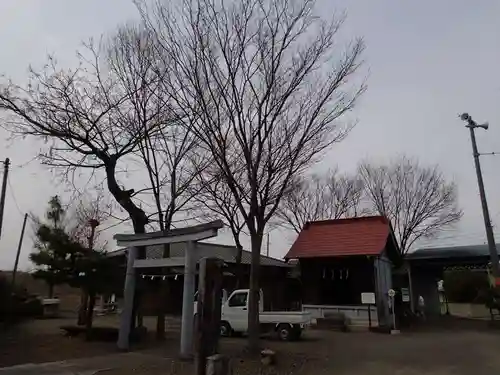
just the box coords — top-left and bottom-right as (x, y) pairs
(222, 289), (264, 332)
(195, 288), (311, 341)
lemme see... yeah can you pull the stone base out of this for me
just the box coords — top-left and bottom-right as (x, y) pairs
(206, 354), (231, 375)
(261, 349), (276, 366)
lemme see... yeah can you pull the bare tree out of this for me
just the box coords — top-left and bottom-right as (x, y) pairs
(107, 25), (203, 235)
(0, 23), (203, 252)
(0, 40), (151, 238)
(0, 24), (205, 337)
(66, 190), (112, 326)
(139, 0), (365, 352)
(191, 165), (247, 273)
(68, 188), (112, 249)
(359, 155), (463, 257)
(277, 169), (367, 233)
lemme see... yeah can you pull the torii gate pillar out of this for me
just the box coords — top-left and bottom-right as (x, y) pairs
(114, 221), (224, 356)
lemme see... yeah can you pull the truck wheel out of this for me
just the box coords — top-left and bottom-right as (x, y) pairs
(277, 324), (293, 341)
(220, 321), (232, 337)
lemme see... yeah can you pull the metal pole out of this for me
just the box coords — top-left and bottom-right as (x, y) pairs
(11, 213), (28, 289)
(0, 158), (10, 239)
(392, 296), (397, 330)
(266, 233), (270, 257)
(180, 240), (197, 358)
(444, 291), (450, 315)
(464, 116), (499, 276)
(407, 264), (415, 314)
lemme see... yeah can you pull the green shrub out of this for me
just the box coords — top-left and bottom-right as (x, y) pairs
(18, 298), (43, 318)
(443, 270), (489, 303)
(0, 275), (43, 322)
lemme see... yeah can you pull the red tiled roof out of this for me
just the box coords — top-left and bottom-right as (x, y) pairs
(284, 216), (392, 259)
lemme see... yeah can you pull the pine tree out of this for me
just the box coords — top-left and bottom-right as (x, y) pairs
(30, 196), (78, 298)
(30, 196), (116, 336)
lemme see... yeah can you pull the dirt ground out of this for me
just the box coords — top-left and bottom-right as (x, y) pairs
(2, 316), (500, 374)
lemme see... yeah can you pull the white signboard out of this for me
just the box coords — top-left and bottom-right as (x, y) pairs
(361, 292), (376, 305)
(401, 288), (410, 302)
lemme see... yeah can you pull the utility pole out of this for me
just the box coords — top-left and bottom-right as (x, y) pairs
(11, 213), (28, 289)
(0, 158), (10, 239)
(460, 113), (499, 277)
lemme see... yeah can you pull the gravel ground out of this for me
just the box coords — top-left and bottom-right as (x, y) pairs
(2, 316), (500, 374)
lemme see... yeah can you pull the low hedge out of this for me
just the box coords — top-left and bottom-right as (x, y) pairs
(0, 275), (43, 322)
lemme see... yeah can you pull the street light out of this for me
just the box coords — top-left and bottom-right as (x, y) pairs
(460, 113), (499, 278)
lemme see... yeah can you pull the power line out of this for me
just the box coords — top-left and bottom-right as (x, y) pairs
(7, 176), (24, 217)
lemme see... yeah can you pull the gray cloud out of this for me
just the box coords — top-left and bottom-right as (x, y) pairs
(0, 0), (499, 271)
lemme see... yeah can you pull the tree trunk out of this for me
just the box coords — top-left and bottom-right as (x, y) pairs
(48, 283), (54, 299)
(247, 234), (263, 355)
(234, 243), (243, 290)
(156, 243), (171, 340)
(105, 159), (149, 335)
(137, 308), (144, 328)
(77, 290), (88, 326)
(156, 281), (170, 340)
(85, 292), (96, 341)
(135, 278), (144, 329)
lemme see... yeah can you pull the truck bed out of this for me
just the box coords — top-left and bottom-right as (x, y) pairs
(259, 311), (311, 325)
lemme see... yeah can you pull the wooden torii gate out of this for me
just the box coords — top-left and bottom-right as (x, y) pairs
(114, 220), (232, 358)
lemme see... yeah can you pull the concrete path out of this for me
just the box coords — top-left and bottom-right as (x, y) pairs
(0, 352), (178, 375)
(0, 352), (141, 375)
(0, 360), (105, 375)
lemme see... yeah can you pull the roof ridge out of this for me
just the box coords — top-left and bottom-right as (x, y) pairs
(304, 215), (387, 229)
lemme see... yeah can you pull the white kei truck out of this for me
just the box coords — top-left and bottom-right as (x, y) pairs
(194, 288), (311, 341)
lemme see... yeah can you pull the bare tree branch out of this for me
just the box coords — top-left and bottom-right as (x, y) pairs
(0, 38), (151, 235)
(276, 168), (368, 233)
(359, 155), (463, 256)
(190, 164), (248, 266)
(106, 24), (205, 237)
(66, 188), (113, 250)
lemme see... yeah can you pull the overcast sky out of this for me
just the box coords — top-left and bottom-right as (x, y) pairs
(0, 0), (499, 271)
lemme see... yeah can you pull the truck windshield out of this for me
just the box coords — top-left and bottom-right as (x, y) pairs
(228, 292), (247, 307)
